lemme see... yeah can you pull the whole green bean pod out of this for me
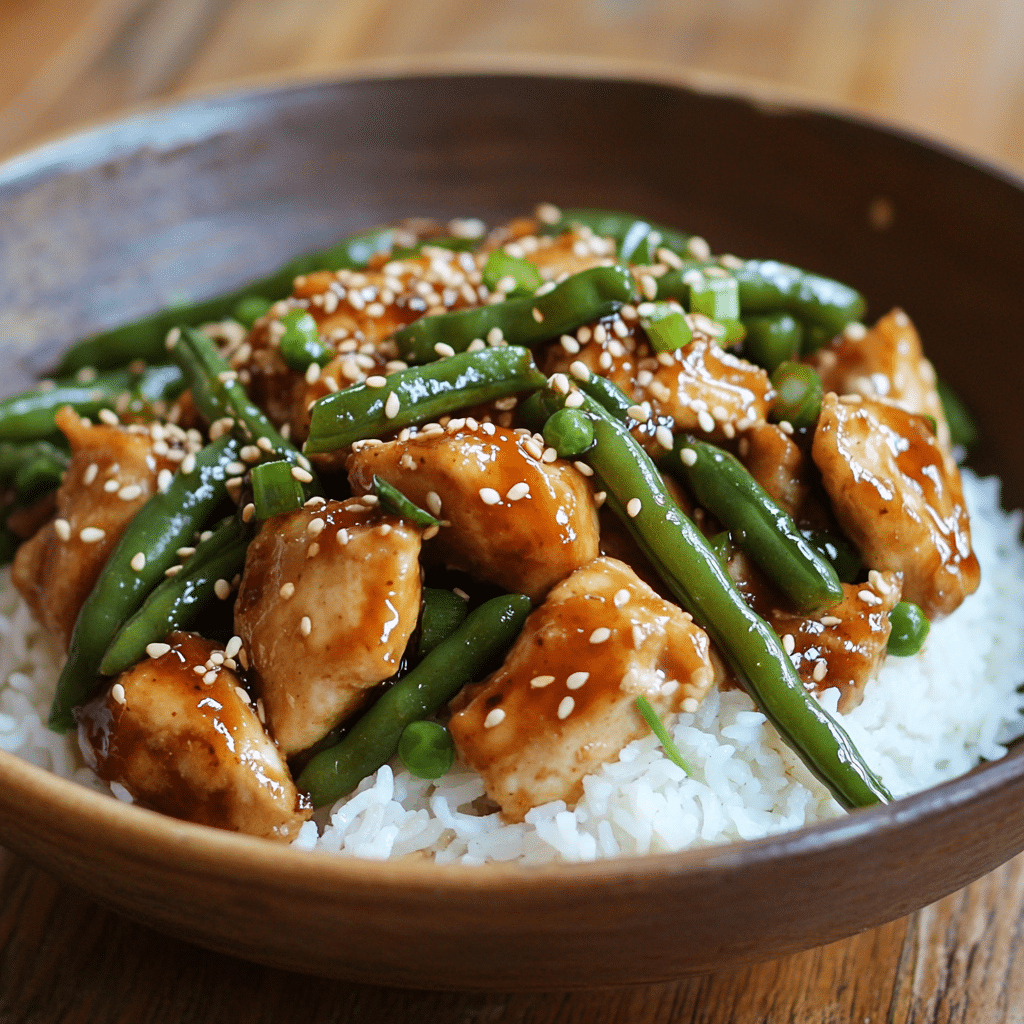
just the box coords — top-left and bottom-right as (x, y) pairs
(304, 347), (546, 454)
(0, 364), (184, 443)
(532, 385), (890, 809)
(393, 264), (636, 363)
(0, 440), (69, 499)
(538, 208), (695, 261)
(54, 225), (396, 374)
(663, 435), (842, 613)
(100, 517), (250, 677)
(48, 434), (241, 732)
(297, 593), (532, 806)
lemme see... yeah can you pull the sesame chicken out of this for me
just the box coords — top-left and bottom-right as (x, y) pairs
(77, 631), (311, 841)
(11, 406), (181, 650)
(233, 498), (422, 756)
(812, 393), (979, 618)
(448, 557), (717, 822)
(346, 422), (600, 602)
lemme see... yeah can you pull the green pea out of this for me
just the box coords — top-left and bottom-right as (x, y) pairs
(398, 720), (455, 780)
(887, 601), (930, 656)
(543, 407), (595, 458)
(278, 310), (331, 371)
(741, 313), (802, 372)
(770, 362), (824, 429)
(232, 295), (273, 328)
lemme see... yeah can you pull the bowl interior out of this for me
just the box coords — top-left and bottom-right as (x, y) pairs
(1, 68), (1023, 988)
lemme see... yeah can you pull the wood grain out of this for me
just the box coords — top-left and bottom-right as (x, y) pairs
(2, 1), (1024, 1021)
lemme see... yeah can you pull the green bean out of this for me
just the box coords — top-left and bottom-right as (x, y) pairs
(48, 434), (241, 732)
(482, 250), (543, 297)
(277, 310), (332, 371)
(418, 588), (468, 656)
(0, 364), (185, 443)
(770, 362), (824, 429)
(664, 435), (842, 613)
(741, 313), (803, 372)
(640, 302), (693, 354)
(391, 236), (480, 260)
(251, 459), (306, 520)
(803, 529), (861, 584)
(532, 385), (890, 809)
(297, 593), (532, 806)
(937, 378), (979, 449)
(0, 441), (69, 501)
(393, 265), (636, 364)
(304, 347), (546, 454)
(887, 602), (930, 656)
(54, 225), (396, 374)
(542, 408), (594, 458)
(100, 517), (249, 676)
(538, 208), (694, 262)
(232, 295), (273, 328)
(372, 475), (442, 528)
(398, 720), (456, 780)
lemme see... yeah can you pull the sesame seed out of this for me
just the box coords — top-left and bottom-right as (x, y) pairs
(307, 518), (325, 537)
(590, 627), (611, 644)
(598, 351), (613, 370)
(291, 466), (313, 483)
(573, 461), (594, 477)
(858, 589), (882, 606)
(434, 342), (456, 358)
(530, 675), (555, 688)
(487, 327), (504, 345)
(523, 439), (544, 461)
(214, 579), (231, 600)
(130, 552), (146, 571)
(83, 463), (99, 485)
(564, 391), (585, 409)
(682, 697), (699, 713)
(203, 670), (218, 685)
(782, 633), (796, 655)
(300, 616), (312, 637)
(627, 405), (646, 422)
(234, 686), (251, 705)
(484, 708), (506, 728)
(111, 683), (127, 705)
(821, 615), (842, 626)
(632, 625), (645, 649)
(507, 482), (530, 501)
(422, 525), (440, 540)
(193, 665), (206, 675)
(157, 468), (173, 492)
(640, 275), (657, 300)
(778, 420), (794, 435)
(568, 360), (591, 381)
(560, 335), (580, 354)
(680, 447), (698, 467)
(53, 519), (71, 541)
(165, 327), (181, 349)
(531, 307), (544, 323)
(542, 447), (558, 463)
(241, 503), (256, 523)
(164, 564), (183, 577)
(306, 542), (321, 558)
(550, 373), (570, 395)
(98, 409), (119, 426)
(79, 527), (106, 544)
(813, 660), (828, 682)
(425, 492), (443, 516)
(655, 426), (674, 449)
(479, 487), (501, 505)
(594, 491), (607, 507)
(385, 391), (401, 418)
(181, 453), (196, 474)
(626, 498), (642, 518)
(613, 589), (630, 608)
(698, 410), (716, 433)
(453, 587), (470, 601)
(557, 696), (575, 720)
(365, 375), (387, 388)
(566, 671), (589, 690)
(337, 528), (350, 545)
(118, 484), (143, 501)
(102, 479), (119, 494)
(377, 524), (392, 537)
(279, 582), (295, 599)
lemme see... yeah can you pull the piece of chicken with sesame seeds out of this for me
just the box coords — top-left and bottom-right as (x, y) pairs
(812, 393), (979, 618)
(346, 422), (600, 602)
(12, 406), (180, 650)
(233, 497), (422, 757)
(76, 631), (311, 841)
(449, 557), (717, 823)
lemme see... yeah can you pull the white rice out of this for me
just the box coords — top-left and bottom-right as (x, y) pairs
(3, 469), (1023, 864)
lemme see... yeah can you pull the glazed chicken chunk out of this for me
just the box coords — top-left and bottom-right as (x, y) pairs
(77, 632), (310, 841)
(448, 557), (717, 822)
(234, 497), (422, 756)
(347, 421), (600, 602)
(812, 393), (979, 618)
(12, 406), (183, 649)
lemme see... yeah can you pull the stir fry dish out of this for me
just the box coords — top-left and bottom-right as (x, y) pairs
(0, 206), (982, 844)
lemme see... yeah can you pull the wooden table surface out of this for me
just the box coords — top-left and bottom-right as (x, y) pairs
(2, 1), (1024, 1021)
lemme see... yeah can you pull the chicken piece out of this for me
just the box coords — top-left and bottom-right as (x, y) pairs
(347, 422), (600, 602)
(234, 497), (422, 756)
(767, 570), (902, 712)
(812, 393), (979, 618)
(11, 407), (183, 650)
(738, 423), (831, 528)
(77, 632), (310, 841)
(808, 309), (951, 453)
(449, 557), (716, 822)
(545, 321), (772, 442)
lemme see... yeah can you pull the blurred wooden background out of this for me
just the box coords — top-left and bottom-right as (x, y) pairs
(2, 1), (1024, 1022)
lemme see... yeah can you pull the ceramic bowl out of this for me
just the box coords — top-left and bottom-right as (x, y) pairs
(1, 63), (1023, 990)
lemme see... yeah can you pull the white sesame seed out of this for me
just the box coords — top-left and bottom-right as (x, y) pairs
(542, 447), (558, 463)
(858, 589), (883, 606)
(307, 518), (325, 537)
(181, 453), (196, 474)
(102, 479), (119, 494)
(560, 335), (580, 354)
(202, 670), (218, 685)
(566, 671), (589, 690)
(193, 665), (206, 676)
(336, 528), (350, 546)
(573, 461), (594, 477)
(782, 633), (796, 655)
(53, 518), (71, 541)
(300, 616), (312, 637)
(79, 527), (106, 544)
(813, 660), (828, 682)
(530, 675), (555, 688)
(590, 627), (611, 644)
(118, 484), (143, 501)
(778, 420), (795, 435)
(214, 579), (231, 600)
(434, 342), (456, 358)
(655, 425), (674, 450)
(365, 375), (387, 388)
(568, 360), (591, 382)
(821, 615), (842, 626)
(130, 552), (146, 571)
(306, 542), (321, 558)
(557, 696), (575, 720)
(680, 447), (698, 467)
(698, 410), (716, 433)
(479, 487), (501, 505)
(111, 682), (127, 705)
(422, 525), (440, 540)
(484, 708), (506, 728)
(425, 491), (443, 515)
(242, 503), (255, 522)
(531, 307), (544, 323)
(506, 482), (530, 501)
(279, 582), (295, 599)
(83, 463), (99, 486)
(143, 642), (169, 662)
(291, 466), (313, 483)
(157, 468), (173, 492)
(164, 564), (183, 578)
(377, 524), (391, 537)
(384, 391), (401, 419)
(613, 589), (630, 608)
(98, 408), (119, 426)
(564, 391), (585, 409)
(626, 498), (642, 518)
(487, 327), (504, 345)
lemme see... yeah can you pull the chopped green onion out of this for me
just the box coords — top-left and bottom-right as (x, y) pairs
(251, 459), (305, 520)
(687, 270), (740, 324)
(634, 695), (693, 774)
(278, 310), (332, 371)
(233, 295), (273, 328)
(372, 475), (442, 528)
(542, 407), (595, 457)
(640, 301), (693, 354)
(482, 250), (543, 297)
(398, 720), (456, 779)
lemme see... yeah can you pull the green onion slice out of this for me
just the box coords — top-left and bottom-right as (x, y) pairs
(634, 695), (693, 775)
(482, 250), (544, 297)
(372, 475), (443, 528)
(640, 301), (693, 353)
(251, 459), (306, 520)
